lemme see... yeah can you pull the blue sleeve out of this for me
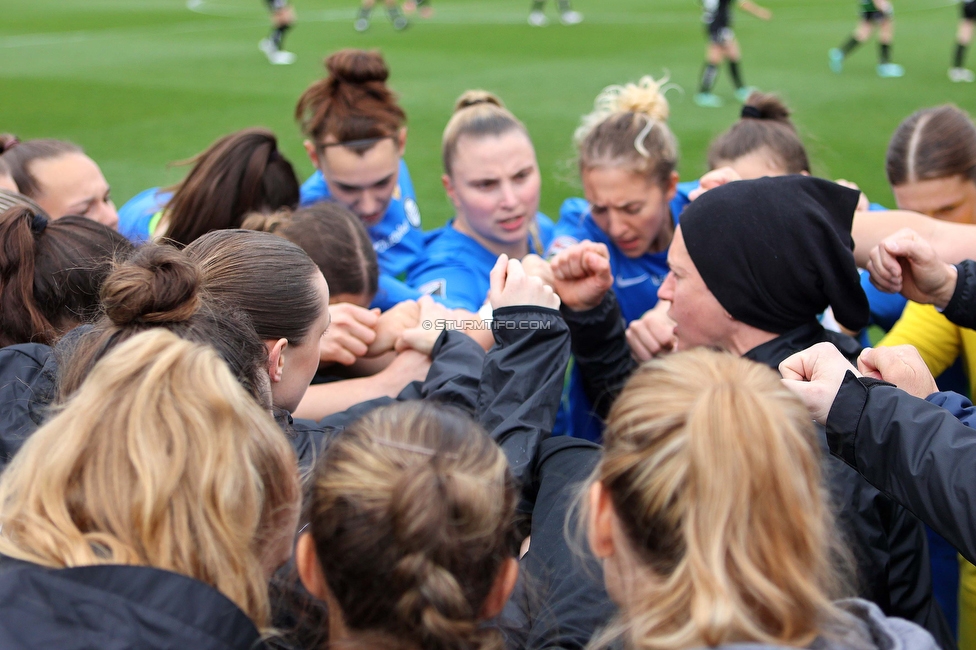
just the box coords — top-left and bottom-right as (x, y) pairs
(300, 171), (330, 207)
(372, 274), (424, 311)
(926, 391), (976, 429)
(860, 269), (907, 331)
(408, 262), (488, 312)
(117, 188), (168, 244)
(673, 181), (698, 220)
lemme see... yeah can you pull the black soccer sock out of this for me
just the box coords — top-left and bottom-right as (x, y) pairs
(270, 23), (290, 49)
(840, 36), (860, 56)
(728, 60), (744, 88)
(387, 4), (403, 20)
(357, 5), (372, 19)
(955, 43), (968, 68)
(880, 42), (891, 64)
(556, 0), (572, 12)
(700, 64), (718, 93)
(530, 0), (546, 11)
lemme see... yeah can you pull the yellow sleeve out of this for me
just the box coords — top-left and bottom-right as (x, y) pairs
(878, 302), (962, 378)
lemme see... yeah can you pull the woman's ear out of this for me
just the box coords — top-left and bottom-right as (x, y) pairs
(304, 140), (321, 171)
(442, 173), (461, 210)
(480, 557), (518, 619)
(296, 532), (329, 600)
(265, 338), (288, 384)
(665, 170), (680, 201)
(588, 481), (616, 559)
(396, 127), (408, 157)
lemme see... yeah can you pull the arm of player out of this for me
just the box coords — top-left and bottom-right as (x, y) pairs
(740, 0), (772, 20)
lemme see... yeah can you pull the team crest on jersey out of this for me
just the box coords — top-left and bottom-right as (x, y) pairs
(545, 235), (579, 259)
(405, 198), (422, 228)
(419, 278), (447, 298)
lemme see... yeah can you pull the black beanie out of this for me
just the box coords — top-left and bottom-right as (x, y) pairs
(679, 175), (868, 334)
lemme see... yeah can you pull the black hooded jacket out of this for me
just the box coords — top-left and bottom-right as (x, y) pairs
(560, 292), (955, 650)
(0, 557), (262, 649)
(0, 343), (57, 469)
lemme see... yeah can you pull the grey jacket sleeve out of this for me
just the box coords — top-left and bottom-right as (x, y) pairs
(826, 371), (976, 564)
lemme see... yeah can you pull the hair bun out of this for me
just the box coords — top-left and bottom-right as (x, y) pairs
(241, 209), (292, 234)
(453, 90), (505, 113)
(101, 245), (202, 326)
(742, 92), (791, 124)
(326, 49), (390, 85)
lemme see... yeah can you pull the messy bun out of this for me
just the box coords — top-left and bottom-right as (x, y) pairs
(101, 245), (202, 326)
(707, 92), (809, 175)
(307, 401), (517, 650)
(442, 89), (529, 176)
(453, 90), (505, 113)
(295, 49), (406, 149)
(576, 75), (679, 188)
(57, 243), (269, 407)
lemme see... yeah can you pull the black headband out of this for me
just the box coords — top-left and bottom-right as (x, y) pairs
(740, 105), (763, 119)
(30, 212), (48, 235)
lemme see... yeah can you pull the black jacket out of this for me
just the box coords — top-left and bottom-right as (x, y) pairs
(0, 558), (262, 649)
(561, 292), (954, 650)
(943, 259), (976, 330)
(0, 343), (57, 470)
(827, 372), (976, 566)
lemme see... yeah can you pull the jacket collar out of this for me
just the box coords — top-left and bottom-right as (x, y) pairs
(743, 321), (861, 370)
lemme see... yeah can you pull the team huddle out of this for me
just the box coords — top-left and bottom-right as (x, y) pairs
(4, 20), (976, 650)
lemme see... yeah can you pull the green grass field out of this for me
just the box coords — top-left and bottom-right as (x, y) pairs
(1, 0), (973, 228)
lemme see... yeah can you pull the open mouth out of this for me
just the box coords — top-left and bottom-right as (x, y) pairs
(498, 215), (526, 232)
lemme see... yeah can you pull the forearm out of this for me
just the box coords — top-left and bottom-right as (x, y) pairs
(294, 373), (405, 421)
(561, 292), (636, 421)
(826, 372), (976, 563)
(853, 210), (976, 267)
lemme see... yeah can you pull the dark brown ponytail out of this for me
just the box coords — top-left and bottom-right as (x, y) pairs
(0, 206), (133, 347)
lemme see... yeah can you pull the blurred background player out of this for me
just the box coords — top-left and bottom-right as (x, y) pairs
(355, 0), (408, 31)
(950, 0), (976, 82)
(829, 0), (904, 78)
(403, 0), (433, 19)
(528, 0), (583, 26)
(259, 0), (296, 65)
(694, 0), (772, 108)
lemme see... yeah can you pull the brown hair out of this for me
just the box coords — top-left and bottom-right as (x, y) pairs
(0, 206), (133, 347)
(886, 105), (976, 186)
(56, 244), (270, 406)
(162, 128), (300, 246)
(295, 49), (406, 154)
(0, 329), (299, 629)
(243, 202), (378, 299)
(707, 92), (810, 174)
(442, 90), (529, 176)
(0, 139), (83, 199)
(590, 349), (850, 650)
(575, 76), (678, 188)
(185, 229), (323, 345)
(307, 401), (517, 650)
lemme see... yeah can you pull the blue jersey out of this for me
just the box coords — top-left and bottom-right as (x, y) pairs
(549, 188), (691, 441)
(407, 214), (556, 312)
(117, 187), (172, 244)
(301, 160), (427, 311)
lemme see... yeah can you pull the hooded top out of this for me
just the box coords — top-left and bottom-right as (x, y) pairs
(679, 176), (869, 334)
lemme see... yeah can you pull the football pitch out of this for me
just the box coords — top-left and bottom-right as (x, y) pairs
(1, 0), (973, 227)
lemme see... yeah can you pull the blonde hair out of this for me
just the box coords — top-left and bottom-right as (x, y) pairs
(575, 75), (678, 187)
(306, 401), (518, 650)
(442, 90), (530, 176)
(590, 349), (849, 650)
(0, 329), (300, 629)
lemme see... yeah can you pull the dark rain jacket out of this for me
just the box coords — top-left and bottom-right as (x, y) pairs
(560, 292), (954, 650)
(0, 343), (57, 470)
(827, 372), (976, 567)
(0, 557), (263, 649)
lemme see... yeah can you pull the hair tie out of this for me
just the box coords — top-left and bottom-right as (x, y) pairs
(30, 212), (48, 235)
(741, 105), (763, 119)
